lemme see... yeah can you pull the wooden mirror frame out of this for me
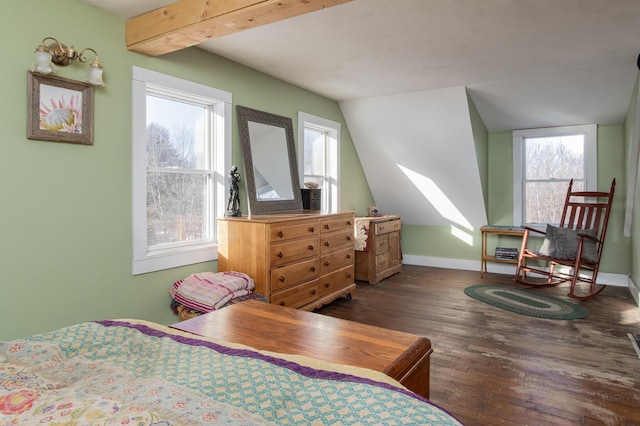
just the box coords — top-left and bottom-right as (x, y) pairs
(237, 105), (303, 214)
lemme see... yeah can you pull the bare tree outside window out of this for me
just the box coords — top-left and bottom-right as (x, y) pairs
(523, 135), (584, 225)
(146, 95), (210, 248)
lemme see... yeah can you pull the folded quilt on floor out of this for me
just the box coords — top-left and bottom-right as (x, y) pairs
(170, 292), (268, 318)
(170, 271), (255, 313)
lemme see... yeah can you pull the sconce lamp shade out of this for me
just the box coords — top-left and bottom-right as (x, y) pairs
(32, 50), (54, 74)
(87, 60), (105, 86)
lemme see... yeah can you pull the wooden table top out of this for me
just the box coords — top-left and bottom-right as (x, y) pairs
(171, 300), (431, 380)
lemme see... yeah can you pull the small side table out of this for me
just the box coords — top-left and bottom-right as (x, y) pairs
(480, 225), (525, 277)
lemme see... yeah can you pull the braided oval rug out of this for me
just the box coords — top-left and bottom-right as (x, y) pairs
(464, 284), (589, 320)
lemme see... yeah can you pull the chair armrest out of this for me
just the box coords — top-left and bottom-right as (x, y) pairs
(577, 233), (600, 245)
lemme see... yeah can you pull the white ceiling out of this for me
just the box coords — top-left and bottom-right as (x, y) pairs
(83, 0), (640, 132)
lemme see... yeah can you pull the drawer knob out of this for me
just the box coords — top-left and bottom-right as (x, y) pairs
(310, 266), (316, 272)
(347, 220), (353, 225)
(324, 261), (330, 266)
(308, 226), (315, 233)
(308, 245), (314, 251)
(346, 254), (351, 259)
(346, 236), (352, 241)
(279, 301), (285, 306)
(324, 241), (330, 247)
(311, 289), (317, 295)
(347, 273), (352, 278)
(278, 231), (284, 238)
(277, 251), (284, 258)
(279, 276), (285, 282)
(324, 283), (330, 288)
(324, 224), (330, 230)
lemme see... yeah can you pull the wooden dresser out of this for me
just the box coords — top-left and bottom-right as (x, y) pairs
(217, 211), (356, 310)
(355, 215), (402, 284)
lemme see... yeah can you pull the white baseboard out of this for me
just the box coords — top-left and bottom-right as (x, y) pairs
(402, 255), (629, 287)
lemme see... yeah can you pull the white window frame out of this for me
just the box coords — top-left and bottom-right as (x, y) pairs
(298, 112), (340, 213)
(132, 67), (232, 275)
(512, 124), (597, 228)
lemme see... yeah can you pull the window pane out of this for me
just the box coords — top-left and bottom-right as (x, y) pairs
(146, 95), (207, 169)
(525, 135), (584, 180)
(513, 124), (595, 227)
(303, 128), (325, 175)
(146, 172), (207, 245)
(524, 180), (584, 224)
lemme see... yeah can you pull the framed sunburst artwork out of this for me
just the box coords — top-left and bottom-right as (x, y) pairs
(27, 71), (94, 145)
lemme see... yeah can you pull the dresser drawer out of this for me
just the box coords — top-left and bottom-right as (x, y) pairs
(271, 279), (320, 309)
(374, 219), (401, 235)
(373, 233), (389, 254)
(320, 216), (354, 233)
(321, 247), (354, 275)
(270, 237), (318, 266)
(320, 229), (354, 254)
(318, 265), (354, 297)
(271, 258), (320, 292)
(270, 220), (318, 242)
(376, 252), (390, 272)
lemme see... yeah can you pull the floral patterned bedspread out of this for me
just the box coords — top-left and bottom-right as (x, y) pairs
(0, 320), (461, 425)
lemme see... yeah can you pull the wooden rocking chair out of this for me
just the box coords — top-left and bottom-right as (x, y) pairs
(513, 178), (616, 300)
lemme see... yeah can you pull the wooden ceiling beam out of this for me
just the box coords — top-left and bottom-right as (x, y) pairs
(126, 0), (353, 56)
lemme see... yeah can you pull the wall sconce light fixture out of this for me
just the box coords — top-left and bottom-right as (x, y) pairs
(30, 37), (105, 86)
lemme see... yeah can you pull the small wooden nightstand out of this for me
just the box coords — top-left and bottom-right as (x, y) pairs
(355, 215), (402, 284)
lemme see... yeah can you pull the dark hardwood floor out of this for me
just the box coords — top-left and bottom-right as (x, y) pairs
(316, 265), (640, 426)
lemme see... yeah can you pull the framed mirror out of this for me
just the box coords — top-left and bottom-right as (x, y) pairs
(237, 105), (303, 214)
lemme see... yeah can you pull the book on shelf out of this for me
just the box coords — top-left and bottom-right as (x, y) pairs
(495, 247), (518, 260)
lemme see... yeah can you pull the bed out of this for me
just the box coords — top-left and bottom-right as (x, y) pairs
(0, 318), (461, 425)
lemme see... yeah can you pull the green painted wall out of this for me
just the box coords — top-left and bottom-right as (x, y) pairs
(0, 0), (372, 340)
(402, 225), (481, 260)
(596, 125), (631, 275)
(487, 132), (515, 225)
(624, 76), (640, 287)
(468, 92), (490, 211)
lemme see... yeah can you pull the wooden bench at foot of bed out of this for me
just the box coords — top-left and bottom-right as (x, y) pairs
(171, 300), (432, 398)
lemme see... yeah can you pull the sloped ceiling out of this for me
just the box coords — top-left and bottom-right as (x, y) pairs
(82, 0), (640, 227)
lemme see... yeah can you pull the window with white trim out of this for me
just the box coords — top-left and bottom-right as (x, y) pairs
(298, 112), (340, 212)
(513, 124), (597, 228)
(132, 67), (231, 275)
